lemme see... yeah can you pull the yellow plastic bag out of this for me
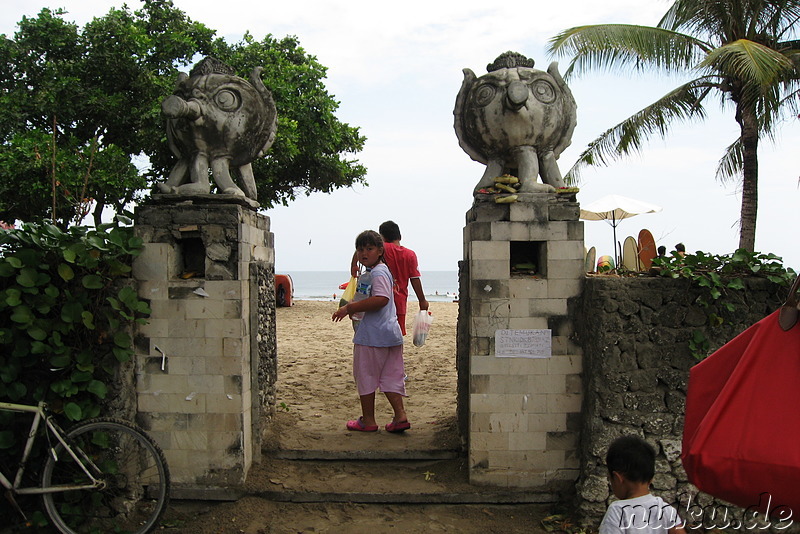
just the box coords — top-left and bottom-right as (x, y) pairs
(338, 276), (357, 308)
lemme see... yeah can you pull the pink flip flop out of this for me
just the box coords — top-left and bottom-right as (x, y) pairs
(346, 417), (378, 432)
(385, 420), (411, 433)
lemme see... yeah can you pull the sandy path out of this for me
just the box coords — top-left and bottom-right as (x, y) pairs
(264, 300), (460, 452)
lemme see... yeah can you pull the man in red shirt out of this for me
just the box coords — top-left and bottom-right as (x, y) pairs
(380, 221), (429, 335)
(351, 221), (429, 335)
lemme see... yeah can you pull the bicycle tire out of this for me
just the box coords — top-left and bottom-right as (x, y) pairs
(41, 418), (170, 534)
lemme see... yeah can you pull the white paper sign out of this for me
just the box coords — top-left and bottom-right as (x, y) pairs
(495, 329), (552, 358)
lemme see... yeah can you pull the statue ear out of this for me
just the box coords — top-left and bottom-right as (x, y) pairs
(249, 66), (278, 159)
(454, 68), (477, 111)
(453, 68), (487, 164)
(547, 62), (564, 85)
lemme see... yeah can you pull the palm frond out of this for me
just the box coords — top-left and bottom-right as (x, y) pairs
(780, 39), (800, 53)
(565, 78), (719, 184)
(701, 39), (795, 85)
(757, 1), (800, 40)
(661, 0), (800, 43)
(715, 137), (743, 184)
(547, 24), (711, 80)
(658, 0), (684, 32)
(659, 0), (741, 37)
(754, 81), (800, 137)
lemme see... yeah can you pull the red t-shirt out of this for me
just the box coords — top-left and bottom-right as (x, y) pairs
(382, 242), (420, 316)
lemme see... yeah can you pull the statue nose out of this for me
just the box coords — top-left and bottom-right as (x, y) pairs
(506, 81), (528, 110)
(161, 95), (202, 120)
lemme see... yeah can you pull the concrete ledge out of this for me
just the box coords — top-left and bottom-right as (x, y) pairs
(252, 489), (559, 505)
(147, 193), (260, 210)
(170, 485), (245, 501)
(270, 449), (461, 461)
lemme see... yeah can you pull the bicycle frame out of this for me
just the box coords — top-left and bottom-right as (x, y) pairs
(0, 401), (104, 498)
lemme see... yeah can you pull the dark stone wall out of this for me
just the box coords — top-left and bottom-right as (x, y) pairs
(456, 259), (470, 446)
(255, 262), (277, 418)
(573, 275), (788, 523)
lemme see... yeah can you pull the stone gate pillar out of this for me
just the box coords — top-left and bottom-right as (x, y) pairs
(132, 196), (276, 494)
(457, 194), (584, 492)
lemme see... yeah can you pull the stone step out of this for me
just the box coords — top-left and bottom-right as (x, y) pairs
(271, 448), (460, 461)
(240, 456), (559, 505)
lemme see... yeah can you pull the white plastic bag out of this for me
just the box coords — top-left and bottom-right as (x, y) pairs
(412, 310), (434, 347)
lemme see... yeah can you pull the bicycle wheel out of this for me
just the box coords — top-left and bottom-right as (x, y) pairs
(41, 418), (170, 534)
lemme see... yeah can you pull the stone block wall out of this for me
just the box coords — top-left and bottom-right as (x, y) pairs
(574, 275), (788, 524)
(458, 195), (584, 491)
(132, 199), (275, 489)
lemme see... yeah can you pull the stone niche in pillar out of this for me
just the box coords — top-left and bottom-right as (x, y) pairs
(458, 194), (584, 494)
(132, 196), (276, 495)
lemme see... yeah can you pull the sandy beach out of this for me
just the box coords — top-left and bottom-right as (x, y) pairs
(264, 299), (461, 451)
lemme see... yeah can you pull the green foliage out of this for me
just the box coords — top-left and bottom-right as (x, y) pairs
(652, 248), (795, 293)
(548, 0), (800, 251)
(0, 130), (142, 227)
(0, 218), (148, 525)
(0, 8), (155, 226)
(688, 329), (711, 359)
(0, 0), (366, 225)
(652, 248), (796, 358)
(205, 34), (368, 208)
(0, 217), (149, 413)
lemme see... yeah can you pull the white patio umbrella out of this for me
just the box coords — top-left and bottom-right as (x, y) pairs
(580, 194), (663, 265)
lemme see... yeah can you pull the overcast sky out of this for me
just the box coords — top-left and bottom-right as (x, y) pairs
(3, 0), (798, 273)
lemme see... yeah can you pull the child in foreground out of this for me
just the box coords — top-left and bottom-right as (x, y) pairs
(600, 435), (686, 534)
(332, 230), (409, 433)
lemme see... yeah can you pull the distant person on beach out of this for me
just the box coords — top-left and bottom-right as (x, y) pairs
(600, 435), (686, 534)
(351, 220), (428, 335)
(334, 230), (410, 434)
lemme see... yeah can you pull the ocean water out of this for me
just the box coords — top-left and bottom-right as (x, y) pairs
(281, 270), (459, 302)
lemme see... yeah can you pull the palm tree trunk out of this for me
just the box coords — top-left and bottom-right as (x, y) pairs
(737, 105), (759, 252)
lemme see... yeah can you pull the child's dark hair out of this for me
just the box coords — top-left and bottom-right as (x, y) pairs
(355, 230), (384, 250)
(378, 221), (401, 242)
(606, 435), (655, 483)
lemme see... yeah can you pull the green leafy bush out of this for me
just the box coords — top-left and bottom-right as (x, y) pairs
(0, 217), (149, 525)
(0, 216), (149, 421)
(652, 249), (796, 358)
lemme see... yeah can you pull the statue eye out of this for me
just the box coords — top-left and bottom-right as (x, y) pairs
(531, 80), (556, 104)
(214, 89), (241, 111)
(473, 84), (497, 107)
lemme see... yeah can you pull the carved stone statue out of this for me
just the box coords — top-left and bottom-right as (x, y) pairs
(157, 57), (277, 200)
(454, 52), (577, 197)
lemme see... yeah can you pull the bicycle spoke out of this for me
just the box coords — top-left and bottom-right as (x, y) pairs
(41, 419), (169, 534)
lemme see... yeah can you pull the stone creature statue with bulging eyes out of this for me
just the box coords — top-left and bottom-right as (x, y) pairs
(157, 57), (277, 200)
(454, 51), (577, 196)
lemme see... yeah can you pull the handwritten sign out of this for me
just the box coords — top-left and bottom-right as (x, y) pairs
(495, 329), (551, 358)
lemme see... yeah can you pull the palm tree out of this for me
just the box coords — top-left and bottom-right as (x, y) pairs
(548, 0), (800, 251)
